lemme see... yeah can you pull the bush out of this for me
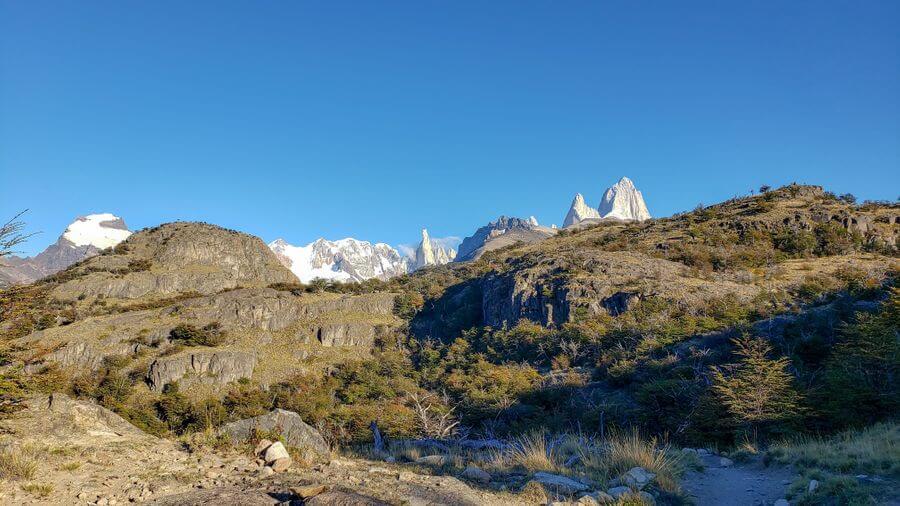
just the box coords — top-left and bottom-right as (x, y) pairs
(711, 335), (802, 440)
(169, 322), (225, 347)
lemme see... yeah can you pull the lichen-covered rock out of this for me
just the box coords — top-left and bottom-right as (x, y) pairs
(316, 322), (377, 347)
(147, 350), (256, 391)
(219, 409), (328, 455)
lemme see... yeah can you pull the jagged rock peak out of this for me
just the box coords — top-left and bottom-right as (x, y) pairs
(563, 193), (601, 227)
(455, 216), (549, 262)
(598, 177), (651, 221)
(414, 229), (456, 269)
(268, 237), (410, 283)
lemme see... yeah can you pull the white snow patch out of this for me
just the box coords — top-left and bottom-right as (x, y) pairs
(61, 213), (131, 249)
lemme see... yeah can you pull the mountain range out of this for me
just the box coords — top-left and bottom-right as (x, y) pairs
(0, 177), (650, 285)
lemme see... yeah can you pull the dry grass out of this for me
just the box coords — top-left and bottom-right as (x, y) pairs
(488, 430), (561, 474)
(21, 482), (53, 498)
(579, 430), (684, 493)
(0, 446), (38, 480)
(769, 422), (899, 477)
(59, 461), (82, 471)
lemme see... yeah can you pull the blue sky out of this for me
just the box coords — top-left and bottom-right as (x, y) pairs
(2, 1), (898, 256)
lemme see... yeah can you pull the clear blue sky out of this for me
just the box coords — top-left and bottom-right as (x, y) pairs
(2, 1), (898, 256)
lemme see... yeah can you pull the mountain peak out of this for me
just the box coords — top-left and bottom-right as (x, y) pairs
(563, 193), (601, 227)
(598, 177), (651, 221)
(268, 237), (410, 283)
(414, 228), (456, 269)
(61, 213), (131, 250)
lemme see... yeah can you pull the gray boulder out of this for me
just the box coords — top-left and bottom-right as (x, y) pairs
(532, 472), (590, 495)
(219, 409), (328, 455)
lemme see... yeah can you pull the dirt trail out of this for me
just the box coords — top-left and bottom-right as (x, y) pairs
(681, 454), (794, 506)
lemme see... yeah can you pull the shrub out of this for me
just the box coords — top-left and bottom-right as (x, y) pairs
(711, 335), (802, 440)
(0, 446), (37, 480)
(169, 322), (225, 347)
(820, 291), (899, 427)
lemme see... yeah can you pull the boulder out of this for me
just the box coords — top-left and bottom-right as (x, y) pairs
(291, 484), (328, 499)
(719, 457), (734, 467)
(270, 457), (292, 472)
(532, 472), (590, 495)
(607, 486), (631, 499)
(263, 441), (290, 463)
(461, 464), (491, 483)
(622, 466), (655, 490)
(219, 409), (328, 455)
(415, 454), (448, 466)
(808, 479), (819, 493)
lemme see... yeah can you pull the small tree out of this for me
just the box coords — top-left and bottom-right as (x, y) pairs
(759, 185), (772, 193)
(711, 335), (802, 440)
(1, 211), (36, 258)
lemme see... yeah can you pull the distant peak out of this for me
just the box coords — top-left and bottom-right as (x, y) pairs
(61, 213), (131, 249)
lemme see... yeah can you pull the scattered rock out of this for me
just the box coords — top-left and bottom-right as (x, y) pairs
(253, 439), (273, 455)
(808, 479), (819, 493)
(607, 486), (632, 499)
(461, 464), (491, 483)
(622, 466), (655, 489)
(574, 494), (600, 505)
(532, 471), (590, 495)
(290, 484), (328, 499)
(304, 490), (390, 505)
(415, 454), (448, 466)
(270, 456), (292, 472)
(639, 491), (656, 505)
(719, 457), (734, 467)
(259, 466), (275, 478)
(263, 441), (290, 463)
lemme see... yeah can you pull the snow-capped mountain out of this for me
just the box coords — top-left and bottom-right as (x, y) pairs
(413, 229), (457, 269)
(0, 213), (131, 285)
(598, 177), (651, 221)
(563, 177), (651, 227)
(563, 193), (601, 227)
(268, 237), (410, 283)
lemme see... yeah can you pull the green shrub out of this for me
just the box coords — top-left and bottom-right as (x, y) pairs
(169, 322), (225, 347)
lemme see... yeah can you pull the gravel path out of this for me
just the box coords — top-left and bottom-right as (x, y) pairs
(681, 454), (794, 506)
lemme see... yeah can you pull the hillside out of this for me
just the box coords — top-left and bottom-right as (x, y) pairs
(0, 185), (897, 504)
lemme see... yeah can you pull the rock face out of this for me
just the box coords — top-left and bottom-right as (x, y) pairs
(455, 216), (556, 262)
(597, 177), (651, 221)
(50, 222), (298, 300)
(0, 213), (131, 285)
(414, 229), (457, 269)
(269, 238), (410, 283)
(563, 194), (601, 227)
(219, 409), (329, 455)
(147, 350), (257, 391)
(316, 322), (378, 347)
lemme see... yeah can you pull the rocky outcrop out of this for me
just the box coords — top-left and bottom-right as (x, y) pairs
(180, 289), (396, 331)
(147, 350), (257, 391)
(414, 229), (456, 269)
(50, 222), (298, 300)
(315, 323), (378, 347)
(219, 409), (329, 455)
(269, 238), (410, 283)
